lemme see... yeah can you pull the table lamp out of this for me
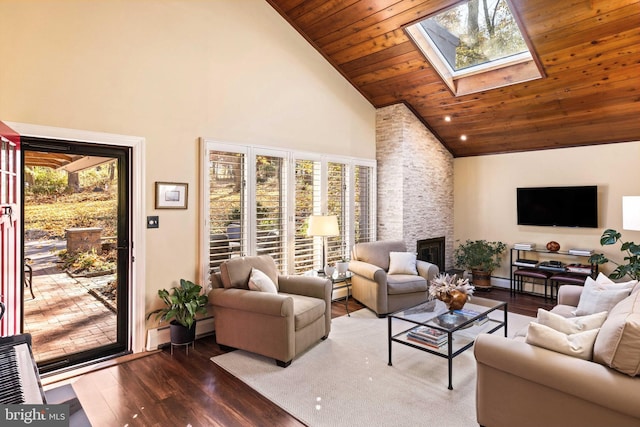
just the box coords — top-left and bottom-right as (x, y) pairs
(307, 215), (339, 274)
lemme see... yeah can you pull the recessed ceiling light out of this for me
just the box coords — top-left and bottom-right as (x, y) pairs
(460, 135), (467, 141)
(444, 116), (451, 122)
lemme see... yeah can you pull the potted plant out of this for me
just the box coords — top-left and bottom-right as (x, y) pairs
(146, 279), (209, 345)
(589, 229), (640, 280)
(453, 239), (507, 290)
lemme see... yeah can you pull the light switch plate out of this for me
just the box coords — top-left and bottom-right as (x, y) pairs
(147, 216), (159, 228)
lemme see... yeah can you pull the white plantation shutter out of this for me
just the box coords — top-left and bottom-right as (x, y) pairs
(254, 154), (287, 271)
(207, 150), (246, 272)
(327, 162), (348, 264)
(293, 159), (321, 274)
(354, 164), (374, 244)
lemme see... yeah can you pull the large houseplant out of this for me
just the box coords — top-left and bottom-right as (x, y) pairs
(146, 279), (208, 345)
(453, 239), (507, 289)
(589, 229), (640, 280)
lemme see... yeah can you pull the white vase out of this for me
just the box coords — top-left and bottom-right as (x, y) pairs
(336, 261), (349, 276)
(324, 265), (336, 277)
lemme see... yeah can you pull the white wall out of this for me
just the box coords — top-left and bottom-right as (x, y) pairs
(0, 0), (376, 326)
(454, 141), (640, 282)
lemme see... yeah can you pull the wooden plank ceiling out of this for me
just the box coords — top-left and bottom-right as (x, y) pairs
(266, 0), (640, 157)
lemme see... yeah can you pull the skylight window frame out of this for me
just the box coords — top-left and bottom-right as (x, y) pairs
(413, 21), (533, 79)
(404, 0), (544, 96)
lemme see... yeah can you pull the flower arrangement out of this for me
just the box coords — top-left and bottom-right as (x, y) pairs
(429, 273), (474, 310)
(429, 273), (474, 299)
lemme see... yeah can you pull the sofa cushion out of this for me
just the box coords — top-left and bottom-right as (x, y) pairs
(248, 268), (277, 294)
(525, 322), (599, 360)
(285, 293), (326, 331)
(388, 252), (418, 275)
(386, 275), (428, 294)
(593, 291), (640, 376)
(220, 255), (279, 290)
(573, 276), (635, 316)
(351, 240), (406, 270)
(550, 304), (579, 318)
(537, 308), (607, 334)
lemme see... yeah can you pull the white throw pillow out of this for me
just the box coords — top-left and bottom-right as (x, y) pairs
(593, 291), (640, 376)
(248, 268), (277, 293)
(592, 272), (637, 290)
(573, 276), (635, 316)
(388, 252), (418, 275)
(526, 322), (599, 360)
(536, 308), (607, 335)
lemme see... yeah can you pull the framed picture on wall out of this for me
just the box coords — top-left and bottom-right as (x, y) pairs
(155, 182), (188, 209)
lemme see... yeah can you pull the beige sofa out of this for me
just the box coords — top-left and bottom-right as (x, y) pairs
(474, 284), (640, 427)
(209, 255), (331, 367)
(349, 240), (439, 317)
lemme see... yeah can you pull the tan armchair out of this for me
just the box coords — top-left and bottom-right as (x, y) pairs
(209, 255), (331, 367)
(349, 240), (439, 317)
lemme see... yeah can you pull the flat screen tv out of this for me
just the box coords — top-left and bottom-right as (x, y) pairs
(517, 186), (598, 228)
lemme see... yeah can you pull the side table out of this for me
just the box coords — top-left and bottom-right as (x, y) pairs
(305, 270), (353, 316)
(329, 272), (353, 316)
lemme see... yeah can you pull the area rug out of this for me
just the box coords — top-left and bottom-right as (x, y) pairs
(211, 308), (533, 427)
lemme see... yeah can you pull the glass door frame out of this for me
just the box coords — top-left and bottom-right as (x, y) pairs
(6, 121), (146, 363)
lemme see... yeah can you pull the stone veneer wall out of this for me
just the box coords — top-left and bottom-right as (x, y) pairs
(376, 104), (454, 269)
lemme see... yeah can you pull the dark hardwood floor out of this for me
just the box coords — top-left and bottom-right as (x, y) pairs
(63, 287), (552, 427)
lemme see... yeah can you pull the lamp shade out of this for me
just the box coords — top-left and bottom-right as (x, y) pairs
(307, 215), (339, 237)
(623, 196), (640, 231)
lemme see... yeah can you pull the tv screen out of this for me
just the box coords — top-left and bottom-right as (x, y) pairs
(517, 186), (598, 228)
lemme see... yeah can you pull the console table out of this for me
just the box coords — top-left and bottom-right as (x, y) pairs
(509, 247), (598, 300)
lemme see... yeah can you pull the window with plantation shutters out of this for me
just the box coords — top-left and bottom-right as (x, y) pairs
(293, 159), (321, 274)
(200, 139), (376, 283)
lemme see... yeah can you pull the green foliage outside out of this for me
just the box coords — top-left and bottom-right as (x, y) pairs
(58, 248), (117, 275)
(25, 162), (118, 239)
(433, 0), (527, 70)
(25, 161), (118, 274)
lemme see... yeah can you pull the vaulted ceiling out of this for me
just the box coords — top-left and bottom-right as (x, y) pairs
(266, 0), (640, 157)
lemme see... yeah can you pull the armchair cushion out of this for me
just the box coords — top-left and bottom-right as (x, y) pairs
(248, 268), (277, 293)
(286, 293), (327, 330)
(388, 252), (418, 275)
(387, 274), (429, 294)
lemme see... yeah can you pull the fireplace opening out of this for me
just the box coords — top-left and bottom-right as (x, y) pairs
(417, 237), (445, 272)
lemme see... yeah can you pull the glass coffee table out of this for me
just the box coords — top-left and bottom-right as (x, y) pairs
(388, 297), (507, 389)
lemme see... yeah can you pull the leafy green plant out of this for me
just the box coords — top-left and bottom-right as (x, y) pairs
(453, 239), (507, 272)
(146, 279), (208, 329)
(589, 229), (640, 280)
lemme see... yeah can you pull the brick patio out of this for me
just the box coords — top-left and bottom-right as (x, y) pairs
(23, 240), (117, 364)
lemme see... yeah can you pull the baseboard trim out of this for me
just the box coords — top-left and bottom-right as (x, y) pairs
(145, 316), (215, 351)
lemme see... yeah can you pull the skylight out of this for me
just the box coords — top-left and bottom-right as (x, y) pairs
(405, 0), (543, 96)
